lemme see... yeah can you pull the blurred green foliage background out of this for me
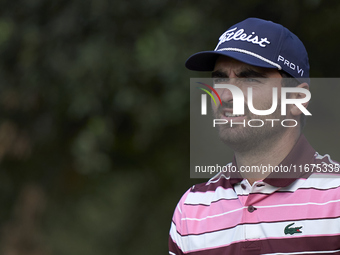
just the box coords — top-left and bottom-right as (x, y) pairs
(0, 0), (340, 254)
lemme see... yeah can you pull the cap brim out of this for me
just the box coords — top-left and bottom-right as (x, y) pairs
(185, 50), (277, 71)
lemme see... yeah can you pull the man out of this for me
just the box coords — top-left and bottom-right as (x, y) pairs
(169, 18), (340, 255)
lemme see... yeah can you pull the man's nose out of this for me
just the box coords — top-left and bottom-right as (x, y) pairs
(214, 78), (239, 104)
(218, 88), (234, 104)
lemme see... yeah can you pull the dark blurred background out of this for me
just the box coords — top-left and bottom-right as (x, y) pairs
(0, 0), (340, 254)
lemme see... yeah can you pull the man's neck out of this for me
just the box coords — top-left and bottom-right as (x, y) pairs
(235, 129), (301, 185)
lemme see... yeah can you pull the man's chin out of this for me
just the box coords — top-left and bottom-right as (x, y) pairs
(218, 128), (253, 150)
(217, 120), (286, 152)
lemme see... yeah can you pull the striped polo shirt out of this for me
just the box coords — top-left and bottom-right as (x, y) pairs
(169, 135), (340, 255)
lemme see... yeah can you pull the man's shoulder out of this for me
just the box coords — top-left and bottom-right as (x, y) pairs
(190, 172), (235, 193)
(288, 151), (340, 191)
(314, 151), (339, 164)
(310, 151), (340, 176)
(173, 172), (238, 214)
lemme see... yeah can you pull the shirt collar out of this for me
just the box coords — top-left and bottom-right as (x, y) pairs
(229, 134), (316, 188)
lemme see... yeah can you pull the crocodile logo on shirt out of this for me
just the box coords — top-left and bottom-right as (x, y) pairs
(284, 223), (302, 235)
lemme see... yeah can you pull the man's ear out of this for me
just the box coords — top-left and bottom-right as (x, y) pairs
(290, 83), (310, 116)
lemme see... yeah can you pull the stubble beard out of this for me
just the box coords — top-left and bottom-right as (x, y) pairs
(215, 104), (287, 153)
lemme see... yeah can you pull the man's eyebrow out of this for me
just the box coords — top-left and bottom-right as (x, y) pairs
(211, 70), (228, 78)
(211, 69), (268, 78)
(237, 68), (267, 78)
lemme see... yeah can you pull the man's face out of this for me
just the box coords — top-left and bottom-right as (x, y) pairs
(212, 56), (288, 152)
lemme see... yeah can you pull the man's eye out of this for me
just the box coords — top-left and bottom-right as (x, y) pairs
(213, 78), (229, 83)
(245, 78), (261, 83)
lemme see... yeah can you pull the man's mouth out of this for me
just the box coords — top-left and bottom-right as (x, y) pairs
(217, 104), (247, 119)
(224, 112), (244, 117)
